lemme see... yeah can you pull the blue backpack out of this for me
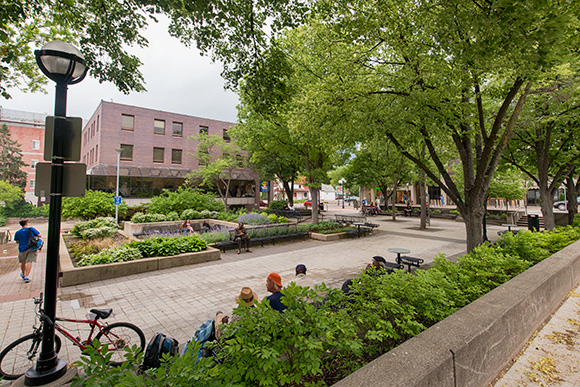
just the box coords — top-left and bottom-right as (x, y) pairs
(142, 333), (179, 370)
(182, 319), (215, 359)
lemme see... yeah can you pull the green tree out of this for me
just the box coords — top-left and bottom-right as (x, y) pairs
(271, 0), (580, 251)
(187, 132), (249, 212)
(0, 124), (27, 188)
(504, 70), (580, 229)
(0, 179), (23, 209)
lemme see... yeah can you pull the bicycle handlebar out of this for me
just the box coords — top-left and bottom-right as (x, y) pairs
(34, 292), (43, 305)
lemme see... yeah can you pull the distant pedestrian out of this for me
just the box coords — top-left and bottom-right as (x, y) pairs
(265, 272), (287, 312)
(13, 220), (41, 283)
(292, 264), (315, 288)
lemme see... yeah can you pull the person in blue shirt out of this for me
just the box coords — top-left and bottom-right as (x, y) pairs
(265, 272), (287, 312)
(13, 220), (41, 283)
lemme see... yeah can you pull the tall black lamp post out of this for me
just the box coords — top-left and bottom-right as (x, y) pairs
(27, 41), (87, 386)
(339, 178), (346, 209)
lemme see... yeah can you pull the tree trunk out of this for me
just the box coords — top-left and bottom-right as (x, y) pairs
(538, 183), (556, 230)
(310, 187), (319, 224)
(463, 204), (485, 252)
(391, 184), (397, 221)
(566, 172), (578, 225)
(282, 180), (294, 206)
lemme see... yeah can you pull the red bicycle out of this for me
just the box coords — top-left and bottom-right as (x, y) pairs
(0, 293), (146, 380)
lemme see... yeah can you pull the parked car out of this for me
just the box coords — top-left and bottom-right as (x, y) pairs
(344, 196), (359, 203)
(259, 200), (268, 207)
(303, 199), (312, 207)
(553, 196), (580, 211)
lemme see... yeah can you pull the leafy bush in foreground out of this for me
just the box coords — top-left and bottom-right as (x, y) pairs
(73, 222), (580, 385)
(146, 187), (222, 215)
(71, 217), (118, 239)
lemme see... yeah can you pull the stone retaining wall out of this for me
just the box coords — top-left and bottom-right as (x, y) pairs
(333, 239), (580, 387)
(58, 234), (220, 287)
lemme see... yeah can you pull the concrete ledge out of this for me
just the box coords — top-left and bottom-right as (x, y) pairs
(333, 239), (580, 387)
(59, 235), (220, 287)
(309, 232), (352, 241)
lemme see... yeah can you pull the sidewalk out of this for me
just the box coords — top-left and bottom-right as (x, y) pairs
(0, 209), (574, 386)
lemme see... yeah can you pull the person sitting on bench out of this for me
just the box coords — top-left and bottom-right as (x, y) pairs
(234, 222), (252, 255)
(404, 201), (413, 217)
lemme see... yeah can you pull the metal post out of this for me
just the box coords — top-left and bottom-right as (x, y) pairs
(25, 82), (69, 384)
(115, 149), (121, 224)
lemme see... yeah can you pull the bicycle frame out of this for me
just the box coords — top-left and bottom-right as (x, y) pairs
(53, 316), (107, 351)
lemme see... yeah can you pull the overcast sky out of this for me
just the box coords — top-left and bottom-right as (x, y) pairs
(0, 17), (240, 124)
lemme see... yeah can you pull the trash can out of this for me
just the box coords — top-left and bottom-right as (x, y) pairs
(528, 214), (540, 232)
(319, 203), (324, 212)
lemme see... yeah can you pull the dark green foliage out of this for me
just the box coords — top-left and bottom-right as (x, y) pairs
(268, 199), (288, 210)
(74, 223), (580, 385)
(70, 217), (119, 240)
(1, 200), (49, 218)
(146, 187), (222, 215)
(62, 190), (128, 220)
(126, 235), (207, 258)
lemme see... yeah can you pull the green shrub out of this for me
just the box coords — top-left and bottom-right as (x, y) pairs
(217, 211), (238, 222)
(166, 211), (180, 221)
(71, 217), (119, 239)
(318, 226), (355, 234)
(278, 216), (289, 223)
(1, 200), (49, 218)
(126, 235), (207, 258)
(62, 191), (128, 220)
(431, 209), (441, 214)
(0, 215), (6, 226)
(180, 209), (202, 220)
(310, 221), (341, 232)
(449, 209), (460, 215)
(146, 187), (222, 215)
(77, 246), (142, 266)
(267, 213), (278, 223)
(268, 200), (287, 210)
(130, 212), (168, 223)
(200, 210), (220, 219)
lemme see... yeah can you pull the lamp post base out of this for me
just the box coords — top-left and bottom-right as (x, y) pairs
(23, 359), (68, 386)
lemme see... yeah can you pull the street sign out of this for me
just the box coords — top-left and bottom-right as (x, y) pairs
(44, 116), (82, 162)
(260, 181), (270, 192)
(114, 196), (122, 205)
(35, 162), (86, 197)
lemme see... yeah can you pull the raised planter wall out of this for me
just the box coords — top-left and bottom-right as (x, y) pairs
(333, 239), (580, 387)
(309, 232), (353, 241)
(59, 234), (220, 287)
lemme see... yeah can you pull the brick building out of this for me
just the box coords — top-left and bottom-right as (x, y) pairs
(82, 101), (259, 208)
(0, 107), (47, 204)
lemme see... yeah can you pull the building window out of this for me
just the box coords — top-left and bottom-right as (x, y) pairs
(121, 114), (134, 131)
(32, 140), (40, 150)
(154, 119), (165, 135)
(31, 160), (38, 168)
(172, 122), (183, 137)
(97, 115), (99, 132)
(199, 125), (208, 135)
(120, 144), (133, 161)
(153, 147), (164, 163)
(95, 145), (98, 162)
(30, 179), (35, 189)
(223, 129), (231, 143)
(172, 149), (182, 164)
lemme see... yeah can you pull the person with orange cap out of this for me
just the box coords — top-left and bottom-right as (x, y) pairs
(265, 272), (287, 312)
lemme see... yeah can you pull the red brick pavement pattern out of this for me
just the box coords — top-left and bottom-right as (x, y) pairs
(0, 243), (45, 303)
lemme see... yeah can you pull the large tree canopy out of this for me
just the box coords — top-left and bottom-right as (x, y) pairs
(263, 0), (580, 250)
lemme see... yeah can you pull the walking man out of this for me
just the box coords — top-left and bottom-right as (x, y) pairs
(13, 220), (41, 283)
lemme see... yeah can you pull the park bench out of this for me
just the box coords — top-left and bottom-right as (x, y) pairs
(335, 215), (380, 237)
(215, 224), (310, 253)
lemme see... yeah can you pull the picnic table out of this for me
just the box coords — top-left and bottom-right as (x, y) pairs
(388, 247), (424, 273)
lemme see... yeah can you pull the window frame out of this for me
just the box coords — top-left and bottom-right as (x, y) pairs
(153, 147), (165, 163)
(120, 144), (133, 161)
(172, 122), (183, 137)
(154, 119), (166, 135)
(171, 149), (182, 164)
(32, 140), (40, 150)
(121, 114), (135, 131)
(199, 125), (209, 135)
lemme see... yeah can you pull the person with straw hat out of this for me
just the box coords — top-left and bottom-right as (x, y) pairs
(235, 287), (259, 307)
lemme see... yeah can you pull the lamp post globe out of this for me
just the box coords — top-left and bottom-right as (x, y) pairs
(339, 178), (346, 209)
(26, 41), (87, 386)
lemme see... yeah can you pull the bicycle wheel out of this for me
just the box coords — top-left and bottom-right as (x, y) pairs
(95, 322), (146, 366)
(0, 334), (61, 380)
